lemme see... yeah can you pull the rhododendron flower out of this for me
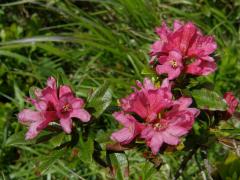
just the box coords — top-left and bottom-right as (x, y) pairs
(120, 78), (172, 122)
(18, 77), (91, 139)
(224, 92), (239, 116)
(156, 51), (183, 80)
(141, 97), (199, 154)
(112, 78), (199, 154)
(150, 20), (217, 79)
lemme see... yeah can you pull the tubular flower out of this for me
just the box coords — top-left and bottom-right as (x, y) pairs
(224, 92), (239, 116)
(18, 77), (91, 139)
(150, 20), (217, 79)
(111, 78), (199, 154)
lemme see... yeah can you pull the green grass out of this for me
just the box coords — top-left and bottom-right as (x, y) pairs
(0, 0), (240, 179)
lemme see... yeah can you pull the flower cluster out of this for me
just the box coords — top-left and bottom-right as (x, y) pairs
(150, 20), (217, 80)
(224, 92), (239, 117)
(111, 78), (199, 154)
(18, 77), (91, 140)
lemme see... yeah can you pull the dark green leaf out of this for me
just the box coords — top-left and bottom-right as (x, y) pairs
(87, 81), (112, 118)
(79, 135), (94, 163)
(4, 130), (33, 147)
(192, 89), (227, 111)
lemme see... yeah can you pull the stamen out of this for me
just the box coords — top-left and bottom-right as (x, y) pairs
(170, 60), (178, 68)
(153, 123), (161, 130)
(62, 104), (71, 112)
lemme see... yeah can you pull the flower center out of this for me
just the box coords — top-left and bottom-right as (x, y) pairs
(61, 103), (72, 112)
(170, 60), (178, 68)
(153, 116), (168, 131)
(153, 123), (161, 130)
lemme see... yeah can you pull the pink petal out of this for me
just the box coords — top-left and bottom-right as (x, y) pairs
(166, 126), (188, 136)
(155, 21), (171, 42)
(71, 98), (85, 109)
(186, 58), (217, 75)
(34, 88), (42, 98)
(161, 78), (170, 89)
(23, 111), (57, 140)
(141, 126), (154, 139)
(25, 122), (42, 140)
(149, 133), (163, 155)
(162, 131), (179, 145)
(150, 40), (164, 56)
(32, 100), (48, 111)
(113, 112), (134, 127)
(179, 22), (197, 54)
(40, 87), (58, 108)
(59, 85), (72, 98)
(156, 65), (181, 80)
(187, 35), (217, 57)
(60, 117), (72, 133)
(71, 108), (91, 122)
(201, 56), (215, 62)
(111, 127), (135, 144)
(188, 108), (200, 117)
(173, 20), (183, 31)
(47, 76), (57, 89)
(168, 110), (195, 131)
(158, 55), (168, 64)
(143, 78), (155, 90)
(174, 97), (192, 110)
(18, 109), (43, 124)
(169, 50), (182, 61)
(224, 92), (239, 115)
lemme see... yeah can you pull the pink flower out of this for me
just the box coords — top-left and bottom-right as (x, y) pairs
(18, 77), (91, 139)
(224, 92), (239, 116)
(141, 97), (199, 154)
(56, 85), (91, 133)
(156, 51), (183, 80)
(111, 112), (144, 144)
(150, 20), (217, 79)
(112, 78), (199, 154)
(120, 78), (172, 122)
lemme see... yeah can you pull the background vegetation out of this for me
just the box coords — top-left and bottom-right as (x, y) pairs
(0, 0), (239, 179)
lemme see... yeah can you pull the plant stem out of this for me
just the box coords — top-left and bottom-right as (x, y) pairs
(174, 147), (198, 180)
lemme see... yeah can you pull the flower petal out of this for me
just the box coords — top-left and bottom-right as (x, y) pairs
(25, 122), (43, 140)
(18, 109), (43, 124)
(149, 133), (163, 155)
(162, 132), (179, 145)
(71, 109), (91, 122)
(186, 58), (217, 75)
(166, 126), (188, 136)
(59, 85), (72, 98)
(71, 98), (85, 109)
(111, 127), (135, 145)
(47, 76), (57, 89)
(60, 117), (72, 133)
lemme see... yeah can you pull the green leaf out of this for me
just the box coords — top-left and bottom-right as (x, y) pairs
(217, 152), (240, 179)
(14, 82), (25, 109)
(108, 153), (129, 180)
(79, 135), (94, 163)
(50, 132), (65, 147)
(87, 81), (112, 118)
(192, 89), (228, 111)
(4, 130), (34, 147)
